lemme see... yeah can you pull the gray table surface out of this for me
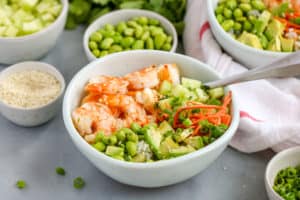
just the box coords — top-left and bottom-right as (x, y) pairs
(0, 27), (275, 200)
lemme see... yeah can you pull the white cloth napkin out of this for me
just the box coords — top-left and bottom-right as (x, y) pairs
(183, 0), (300, 153)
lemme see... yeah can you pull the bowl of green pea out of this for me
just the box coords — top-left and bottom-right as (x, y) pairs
(83, 9), (177, 61)
(265, 146), (300, 200)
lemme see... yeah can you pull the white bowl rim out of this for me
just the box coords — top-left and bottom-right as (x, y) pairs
(265, 146), (300, 200)
(207, 0), (292, 57)
(0, 61), (66, 111)
(0, 0), (69, 42)
(63, 50), (240, 169)
(83, 9), (178, 60)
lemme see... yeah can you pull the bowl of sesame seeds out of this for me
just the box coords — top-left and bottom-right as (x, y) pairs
(0, 61), (65, 127)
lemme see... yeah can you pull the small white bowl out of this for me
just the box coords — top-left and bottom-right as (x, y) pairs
(207, 0), (291, 69)
(0, 0), (69, 65)
(63, 50), (239, 187)
(265, 146), (300, 200)
(83, 9), (178, 62)
(0, 61), (66, 127)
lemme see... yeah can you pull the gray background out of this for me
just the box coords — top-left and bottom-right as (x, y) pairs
(0, 27), (275, 200)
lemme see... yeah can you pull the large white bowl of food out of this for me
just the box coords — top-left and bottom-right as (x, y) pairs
(207, 0), (300, 68)
(63, 50), (239, 187)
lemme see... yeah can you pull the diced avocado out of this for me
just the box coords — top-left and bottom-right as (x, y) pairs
(159, 80), (172, 95)
(208, 87), (224, 99)
(267, 36), (281, 51)
(144, 127), (162, 158)
(238, 31), (263, 49)
(254, 10), (271, 34)
(259, 34), (269, 49)
(265, 19), (285, 41)
(184, 136), (204, 150)
(280, 36), (294, 52)
(131, 153), (147, 162)
(172, 84), (191, 98)
(22, 19), (42, 34)
(174, 129), (193, 143)
(105, 146), (124, 157)
(160, 136), (179, 158)
(181, 77), (202, 90)
(157, 98), (172, 111)
(158, 121), (174, 135)
(169, 146), (195, 157)
(195, 88), (209, 103)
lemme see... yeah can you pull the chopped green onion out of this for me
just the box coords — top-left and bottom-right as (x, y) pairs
(56, 167), (66, 176)
(73, 177), (85, 189)
(16, 180), (26, 189)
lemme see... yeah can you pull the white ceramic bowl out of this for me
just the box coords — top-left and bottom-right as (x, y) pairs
(265, 146), (300, 200)
(0, 0), (69, 65)
(207, 0), (291, 69)
(83, 9), (178, 62)
(63, 50), (240, 187)
(0, 61), (66, 127)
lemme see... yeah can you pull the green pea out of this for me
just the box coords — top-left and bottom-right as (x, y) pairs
(226, 0), (237, 9)
(130, 122), (141, 133)
(216, 14), (224, 23)
(121, 37), (134, 48)
(154, 33), (167, 49)
(162, 43), (172, 51)
(137, 16), (148, 25)
(89, 41), (98, 50)
(93, 142), (106, 152)
(100, 38), (114, 50)
(146, 38), (154, 49)
(223, 8), (232, 18)
(221, 19), (234, 31)
(132, 40), (144, 49)
(104, 24), (114, 32)
(135, 26), (144, 38)
(90, 32), (103, 42)
(215, 5), (224, 15)
(141, 31), (150, 41)
(109, 135), (118, 145)
(251, 0), (265, 11)
(100, 50), (108, 57)
(243, 21), (253, 31)
(233, 22), (242, 31)
(117, 22), (127, 33)
(116, 130), (126, 142)
(109, 45), (123, 53)
(126, 141), (137, 157)
(233, 8), (243, 18)
(123, 28), (134, 36)
(149, 18), (160, 25)
(240, 3), (252, 12)
(92, 49), (100, 57)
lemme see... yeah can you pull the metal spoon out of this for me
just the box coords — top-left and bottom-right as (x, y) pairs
(205, 51), (300, 88)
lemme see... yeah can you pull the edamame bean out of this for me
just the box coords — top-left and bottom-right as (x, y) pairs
(137, 16), (148, 25)
(149, 18), (160, 25)
(104, 24), (114, 32)
(233, 22), (242, 31)
(146, 38), (154, 49)
(121, 37), (134, 48)
(226, 0), (237, 9)
(259, 35), (268, 49)
(90, 32), (103, 42)
(124, 28), (134, 36)
(236, 16), (247, 22)
(126, 141), (137, 156)
(92, 49), (100, 57)
(150, 27), (164, 37)
(100, 38), (114, 49)
(135, 26), (143, 38)
(166, 36), (173, 43)
(102, 135), (110, 145)
(240, 3), (252, 12)
(117, 21), (127, 33)
(233, 8), (243, 19)
(132, 40), (144, 49)
(154, 33), (167, 49)
(127, 20), (139, 28)
(109, 135), (118, 145)
(89, 41), (98, 50)
(126, 130), (138, 142)
(221, 19), (234, 31)
(162, 43), (171, 51)
(130, 123), (141, 133)
(95, 131), (104, 142)
(243, 21), (253, 31)
(116, 130), (126, 142)
(100, 50), (108, 57)
(141, 31), (150, 41)
(251, 0), (265, 11)
(93, 142), (106, 152)
(112, 35), (122, 44)
(215, 5), (224, 15)
(217, 14), (224, 23)
(223, 8), (233, 19)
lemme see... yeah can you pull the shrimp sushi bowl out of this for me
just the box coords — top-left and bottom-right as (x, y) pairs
(63, 50), (239, 187)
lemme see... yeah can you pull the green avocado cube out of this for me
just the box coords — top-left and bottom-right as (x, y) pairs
(144, 127), (162, 158)
(105, 146), (124, 157)
(169, 146), (195, 157)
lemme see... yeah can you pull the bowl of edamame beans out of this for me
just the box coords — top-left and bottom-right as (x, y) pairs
(207, 0), (294, 69)
(83, 9), (178, 62)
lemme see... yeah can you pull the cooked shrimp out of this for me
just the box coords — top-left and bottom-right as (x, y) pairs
(85, 75), (129, 95)
(72, 102), (116, 137)
(135, 88), (160, 114)
(157, 64), (180, 85)
(124, 65), (160, 90)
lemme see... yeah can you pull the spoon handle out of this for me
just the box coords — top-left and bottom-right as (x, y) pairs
(205, 54), (300, 88)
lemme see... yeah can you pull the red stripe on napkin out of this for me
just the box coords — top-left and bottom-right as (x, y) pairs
(240, 111), (263, 122)
(199, 21), (210, 40)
